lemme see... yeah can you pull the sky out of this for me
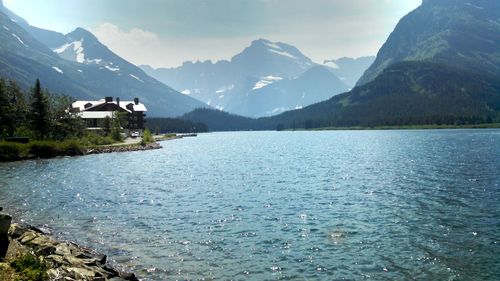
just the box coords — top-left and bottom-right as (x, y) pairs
(3, 0), (421, 68)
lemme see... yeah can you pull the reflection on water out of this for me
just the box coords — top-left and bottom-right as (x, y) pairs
(0, 130), (499, 280)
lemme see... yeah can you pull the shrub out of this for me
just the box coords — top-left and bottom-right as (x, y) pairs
(10, 253), (49, 281)
(58, 139), (84, 156)
(81, 133), (115, 146)
(0, 142), (26, 161)
(140, 129), (154, 146)
(28, 141), (58, 158)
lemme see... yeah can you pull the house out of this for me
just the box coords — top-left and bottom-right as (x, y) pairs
(71, 97), (147, 135)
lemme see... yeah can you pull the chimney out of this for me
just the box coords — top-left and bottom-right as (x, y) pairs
(116, 97), (120, 108)
(134, 98), (139, 105)
(105, 96), (113, 103)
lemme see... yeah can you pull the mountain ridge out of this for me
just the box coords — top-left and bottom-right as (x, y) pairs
(141, 38), (352, 117)
(357, 0), (500, 85)
(0, 8), (206, 117)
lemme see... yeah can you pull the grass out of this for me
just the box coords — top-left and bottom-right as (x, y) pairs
(0, 139), (85, 162)
(154, 133), (178, 141)
(9, 253), (49, 281)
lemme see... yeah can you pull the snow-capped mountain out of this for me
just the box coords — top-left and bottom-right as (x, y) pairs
(141, 39), (348, 117)
(227, 66), (350, 117)
(0, 3), (205, 117)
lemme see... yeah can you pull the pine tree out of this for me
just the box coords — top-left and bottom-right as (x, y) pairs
(0, 78), (7, 138)
(103, 116), (112, 136)
(5, 80), (28, 137)
(30, 79), (51, 140)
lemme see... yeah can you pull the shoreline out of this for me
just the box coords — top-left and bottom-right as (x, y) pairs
(1, 213), (139, 280)
(306, 123), (500, 131)
(85, 141), (162, 155)
(0, 133), (188, 163)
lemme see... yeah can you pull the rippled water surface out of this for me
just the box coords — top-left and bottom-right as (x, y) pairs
(1, 130), (499, 280)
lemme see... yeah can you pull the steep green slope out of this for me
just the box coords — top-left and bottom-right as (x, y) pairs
(266, 61), (500, 128)
(0, 10), (206, 117)
(358, 0), (500, 85)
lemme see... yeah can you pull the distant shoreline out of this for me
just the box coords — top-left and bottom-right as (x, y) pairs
(300, 123), (500, 131)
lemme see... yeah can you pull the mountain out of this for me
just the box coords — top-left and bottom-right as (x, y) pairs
(185, 61), (500, 131)
(227, 66), (349, 117)
(184, 0), (500, 130)
(265, 61), (500, 128)
(357, 0), (500, 86)
(182, 108), (263, 131)
(323, 56), (375, 88)
(141, 39), (348, 117)
(0, 3), (205, 117)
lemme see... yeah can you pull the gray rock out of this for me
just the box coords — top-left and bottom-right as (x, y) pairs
(8, 223), (29, 239)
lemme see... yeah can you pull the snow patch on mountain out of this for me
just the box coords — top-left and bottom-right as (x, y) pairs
(253, 76), (283, 90)
(105, 65), (120, 72)
(87, 58), (102, 64)
(3, 25), (9, 31)
(53, 40), (107, 65)
(324, 60), (339, 69)
(268, 49), (295, 59)
(216, 84), (234, 94)
(129, 74), (143, 83)
(181, 89), (191, 95)
(54, 40), (86, 63)
(466, 2), (484, 9)
(52, 66), (63, 74)
(265, 42), (282, 50)
(11, 33), (27, 47)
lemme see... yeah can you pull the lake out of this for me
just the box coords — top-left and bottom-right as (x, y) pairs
(0, 130), (499, 280)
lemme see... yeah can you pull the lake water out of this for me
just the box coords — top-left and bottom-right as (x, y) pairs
(0, 130), (499, 280)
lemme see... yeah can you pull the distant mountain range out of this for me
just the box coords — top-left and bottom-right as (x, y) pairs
(183, 0), (500, 130)
(323, 56), (375, 88)
(141, 39), (372, 117)
(0, 2), (205, 117)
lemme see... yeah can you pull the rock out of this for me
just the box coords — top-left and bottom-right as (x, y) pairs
(120, 272), (139, 281)
(66, 266), (96, 280)
(7, 220), (139, 280)
(17, 232), (58, 256)
(47, 254), (66, 265)
(55, 243), (73, 257)
(8, 223), (29, 239)
(0, 213), (12, 260)
(0, 213), (12, 236)
(19, 231), (40, 244)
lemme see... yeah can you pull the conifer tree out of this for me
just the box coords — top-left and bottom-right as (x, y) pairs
(30, 79), (51, 140)
(5, 80), (28, 137)
(0, 78), (7, 137)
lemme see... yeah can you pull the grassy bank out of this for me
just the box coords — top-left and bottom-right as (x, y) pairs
(154, 133), (178, 141)
(0, 140), (85, 162)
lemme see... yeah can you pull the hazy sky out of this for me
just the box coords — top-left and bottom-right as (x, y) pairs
(4, 0), (421, 68)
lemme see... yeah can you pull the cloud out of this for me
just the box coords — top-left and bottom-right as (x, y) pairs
(91, 22), (255, 68)
(89, 0), (421, 68)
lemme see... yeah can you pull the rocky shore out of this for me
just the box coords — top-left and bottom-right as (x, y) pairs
(0, 212), (138, 281)
(85, 142), (162, 155)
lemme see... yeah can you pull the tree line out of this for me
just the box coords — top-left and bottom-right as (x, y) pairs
(0, 78), (85, 141)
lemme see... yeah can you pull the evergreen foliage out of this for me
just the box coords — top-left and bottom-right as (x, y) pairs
(0, 78), (85, 141)
(146, 118), (208, 133)
(29, 79), (51, 140)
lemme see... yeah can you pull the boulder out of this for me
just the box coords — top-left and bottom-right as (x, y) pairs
(8, 223), (29, 239)
(0, 213), (12, 236)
